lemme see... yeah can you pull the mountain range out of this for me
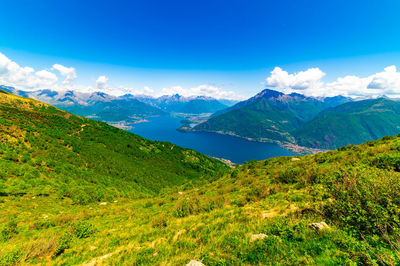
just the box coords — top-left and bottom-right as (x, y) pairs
(192, 88), (400, 152)
(130, 93), (231, 114)
(0, 85), (234, 126)
(5, 84), (400, 153)
(1, 88), (400, 264)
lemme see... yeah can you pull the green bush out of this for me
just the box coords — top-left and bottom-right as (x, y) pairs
(0, 250), (22, 265)
(54, 232), (73, 256)
(276, 167), (299, 184)
(72, 221), (96, 239)
(372, 154), (400, 171)
(1, 218), (18, 241)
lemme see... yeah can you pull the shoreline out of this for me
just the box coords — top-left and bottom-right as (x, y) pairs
(178, 127), (325, 155)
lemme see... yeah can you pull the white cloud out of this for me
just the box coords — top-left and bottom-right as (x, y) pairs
(95, 75), (108, 91)
(0, 52), (245, 100)
(266, 67), (325, 94)
(324, 65), (400, 98)
(0, 52), (58, 89)
(160, 85), (245, 100)
(35, 70), (58, 86)
(265, 65), (400, 98)
(52, 64), (77, 85)
(6, 50), (400, 100)
(122, 86), (155, 96)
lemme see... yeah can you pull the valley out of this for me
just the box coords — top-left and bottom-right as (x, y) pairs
(1, 90), (400, 264)
(2, 2), (400, 264)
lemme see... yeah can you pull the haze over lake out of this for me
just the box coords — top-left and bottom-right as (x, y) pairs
(129, 116), (295, 164)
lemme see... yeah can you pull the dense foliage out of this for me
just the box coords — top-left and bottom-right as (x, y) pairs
(294, 98), (400, 149)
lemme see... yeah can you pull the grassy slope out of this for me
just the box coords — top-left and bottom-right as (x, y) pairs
(0, 90), (226, 203)
(2, 91), (400, 264)
(294, 98), (400, 149)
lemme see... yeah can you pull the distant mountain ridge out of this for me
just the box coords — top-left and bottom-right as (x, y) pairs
(0, 85), (234, 125)
(126, 93), (231, 114)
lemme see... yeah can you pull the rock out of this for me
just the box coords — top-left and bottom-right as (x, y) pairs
(99, 202), (107, 206)
(186, 260), (205, 266)
(309, 222), (329, 232)
(250, 233), (268, 242)
(291, 157), (300, 161)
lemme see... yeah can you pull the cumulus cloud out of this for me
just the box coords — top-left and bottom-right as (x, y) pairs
(160, 85), (244, 100)
(0, 52), (244, 99)
(0, 52), (58, 89)
(265, 65), (400, 98)
(35, 70), (58, 86)
(52, 64), (77, 85)
(122, 86), (155, 96)
(6, 50), (400, 100)
(95, 75), (108, 91)
(266, 67), (325, 94)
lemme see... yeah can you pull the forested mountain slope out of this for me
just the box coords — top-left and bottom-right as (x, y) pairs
(194, 89), (400, 152)
(294, 98), (400, 149)
(193, 89), (352, 146)
(0, 89), (226, 203)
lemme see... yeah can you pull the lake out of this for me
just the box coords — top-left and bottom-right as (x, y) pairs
(129, 116), (296, 164)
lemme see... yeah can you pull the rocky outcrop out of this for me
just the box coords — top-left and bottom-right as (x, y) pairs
(309, 222), (329, 232)
(186, 260), (205, 266)
(250, 233), (268, 242)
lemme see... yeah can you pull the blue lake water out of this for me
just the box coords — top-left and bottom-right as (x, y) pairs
(129, 116), (296, 164)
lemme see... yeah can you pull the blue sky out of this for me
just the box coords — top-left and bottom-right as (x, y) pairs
(1, 0), (400, 98)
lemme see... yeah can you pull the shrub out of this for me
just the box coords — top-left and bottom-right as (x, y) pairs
(1, 218), (18, 241)
(173, 197), (199, 217)
(372, 154), (400, 171)
(276, 167), (299, 184)
(72, 221), (96, 239)
(54, 232), (73, 257)
(0, 250), (22, 265)
(324, 168), (400, 236)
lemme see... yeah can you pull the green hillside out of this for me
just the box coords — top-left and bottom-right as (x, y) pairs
(193, 89), (348, 146)
(294, 98), (400, 149)
(194, 98), (301, 142)
(2, 91), (400, 265)
(194, 90), (400, 152)
(0, 89), (226, 203)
